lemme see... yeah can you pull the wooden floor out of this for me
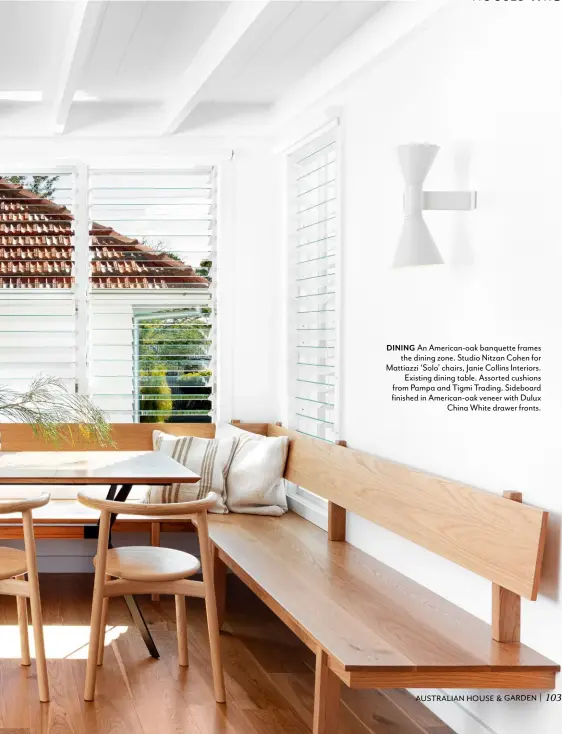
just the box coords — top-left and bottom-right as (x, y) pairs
(0, 573), (453, 734)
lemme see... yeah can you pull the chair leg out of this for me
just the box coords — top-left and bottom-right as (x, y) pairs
(150, 523), (161, 602)
(22, 512), (49, 703)
(85, 511), (111, 701)
(16, 576), (30, 666)
(97, 575), (111, 666)
(197, 512), (226, 703)
(175, 595), (189, 667)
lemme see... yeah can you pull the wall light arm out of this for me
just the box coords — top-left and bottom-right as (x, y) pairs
(422, 191), (477, 211)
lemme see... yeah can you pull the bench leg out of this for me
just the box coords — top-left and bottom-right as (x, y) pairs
(212, 543), (227, 629)
(150, 522), (161, 602)
(313, 649), (340, 734)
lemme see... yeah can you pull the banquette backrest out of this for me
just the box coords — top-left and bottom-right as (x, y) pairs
(235, 422), (549, 604)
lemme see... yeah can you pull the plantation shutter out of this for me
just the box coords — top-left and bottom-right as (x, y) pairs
(88, 169), (216, 422)
(288, 127), (339, 442)
(0, 171), (78, 393)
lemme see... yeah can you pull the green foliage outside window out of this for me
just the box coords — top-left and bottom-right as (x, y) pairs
(6, 175), (60, 199)
(137, 310), (212, 423)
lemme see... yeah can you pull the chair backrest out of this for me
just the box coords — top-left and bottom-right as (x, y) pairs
(234, 422), (548, 602)
(77, 491), (217, 517)
(0, 493), (50, 515)
(0, 423), (216, 451)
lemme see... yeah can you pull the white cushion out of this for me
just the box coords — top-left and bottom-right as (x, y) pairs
(215, 423), (289, 516)
(142, 431), (238, 514)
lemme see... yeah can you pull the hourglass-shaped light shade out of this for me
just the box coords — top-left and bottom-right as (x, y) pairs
(394, 143), (443, 268)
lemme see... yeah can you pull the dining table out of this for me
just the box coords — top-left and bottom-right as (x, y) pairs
(0, 449), (200, 658)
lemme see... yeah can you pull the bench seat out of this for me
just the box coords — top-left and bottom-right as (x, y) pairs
(208, 511), (559, 690)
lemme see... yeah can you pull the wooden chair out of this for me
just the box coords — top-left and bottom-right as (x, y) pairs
(0, 493), (51, 703)
(77, 491), (225, 703)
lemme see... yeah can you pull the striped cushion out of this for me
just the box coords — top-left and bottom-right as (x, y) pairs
(142, 431), (238, 513)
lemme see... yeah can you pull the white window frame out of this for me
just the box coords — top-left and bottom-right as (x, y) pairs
(0, 158), (224, 424)
(285, 120), (343, 525)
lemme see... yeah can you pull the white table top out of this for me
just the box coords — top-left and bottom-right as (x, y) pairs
(0, 451), (200, 485)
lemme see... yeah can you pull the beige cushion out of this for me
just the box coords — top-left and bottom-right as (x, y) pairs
(142, 431), (238, 514)
(215, 423), (289, 516)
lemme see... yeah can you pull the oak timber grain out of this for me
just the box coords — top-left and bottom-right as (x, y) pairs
(492, 491), (523, 643)
(345, 670), (557, 690)
(492, 585), (521, 644)
(313, 649), (340, 734)
(206, 512), (559, 685)
(82, 492), (225, 704)
(77, 490), (214, 517)
(0, 451), (199, 486)
(150, 521), (162, 602)
(327, 502), (346, 542)
(212, 542), (227, 628)
(0, 572), (457, 734)
(0, 423), (215, 451)
(263, 424), (548, 600)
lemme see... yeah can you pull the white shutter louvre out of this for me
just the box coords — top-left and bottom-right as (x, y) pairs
(288, 128), (339, 443)
(0, 171), (78, 392)
(88, 168), (216, 424)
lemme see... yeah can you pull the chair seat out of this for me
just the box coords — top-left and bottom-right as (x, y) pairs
(0, 547), (27, 579)
(98, 546), (201, 582)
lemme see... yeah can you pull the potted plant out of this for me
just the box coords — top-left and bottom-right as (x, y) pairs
(0, 375), (111, 447)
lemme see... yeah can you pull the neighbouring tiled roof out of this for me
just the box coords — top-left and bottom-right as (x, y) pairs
(0, 178), (209, 290)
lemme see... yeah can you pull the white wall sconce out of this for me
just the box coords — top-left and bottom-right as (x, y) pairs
(394, 143), (477, 267)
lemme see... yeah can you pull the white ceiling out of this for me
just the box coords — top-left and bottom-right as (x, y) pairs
(0, 0), (385, 137)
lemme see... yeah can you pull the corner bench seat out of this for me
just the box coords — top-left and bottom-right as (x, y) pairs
(0, 422), (558, 734)
(208, 511), (558, 690)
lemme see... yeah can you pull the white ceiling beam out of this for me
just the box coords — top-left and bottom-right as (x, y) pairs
(161, 1), (270, 136)
(52, 0), (107, 134)
(272, 0), (451, 131)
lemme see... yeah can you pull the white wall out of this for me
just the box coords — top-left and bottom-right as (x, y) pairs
(219, 150), (283, 423)
(279, 3), (562, 733)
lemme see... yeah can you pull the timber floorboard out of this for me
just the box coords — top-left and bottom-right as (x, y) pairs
(0, 574), (453, 734)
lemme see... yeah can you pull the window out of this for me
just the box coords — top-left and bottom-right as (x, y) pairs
(286, 124), (340, 519)
(288, 126), (339, 442)
(133, 307), (213, 423)
(88, 168), (216, 423)
(0, 166), (217, 424)
(0, 170), (77, 393)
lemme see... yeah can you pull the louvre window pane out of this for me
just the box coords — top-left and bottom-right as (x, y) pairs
(133, 308), (213, 423)
(0, 167), (217, 426)
(89, 169), (214, 291)
(288, 129), (339, 445)
(88, 168), (217, 424)
(0, 172), (77, 390)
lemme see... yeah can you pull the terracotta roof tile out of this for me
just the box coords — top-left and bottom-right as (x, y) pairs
(0, 178), (209, 290)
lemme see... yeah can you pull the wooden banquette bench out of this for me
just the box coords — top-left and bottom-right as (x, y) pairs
(0, 422), (558, 734)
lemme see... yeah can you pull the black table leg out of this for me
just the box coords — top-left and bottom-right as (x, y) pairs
(101, 483), (160, 659)
(124, 595), (160, 659)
